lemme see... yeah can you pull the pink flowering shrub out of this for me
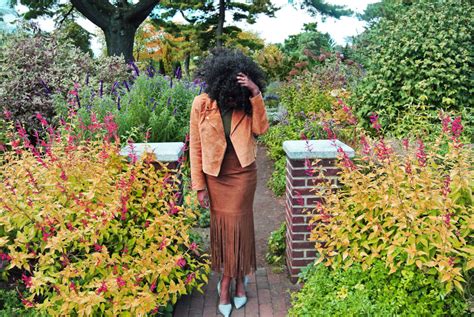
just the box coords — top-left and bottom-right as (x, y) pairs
(0, 114), (209, 315)
(309, 113), (473, 293)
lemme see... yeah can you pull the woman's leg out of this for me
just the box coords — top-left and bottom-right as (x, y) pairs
(235, 274), (246, 297)
(219, 274), (232, 304)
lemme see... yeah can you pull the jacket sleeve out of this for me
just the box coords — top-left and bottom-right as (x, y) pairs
(250, 93), (269, 136)
(189, 96), (206, 191)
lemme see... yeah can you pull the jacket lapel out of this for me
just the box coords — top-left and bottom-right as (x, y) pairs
(202, 99), (223, 132)
(231, 109), (246, 135)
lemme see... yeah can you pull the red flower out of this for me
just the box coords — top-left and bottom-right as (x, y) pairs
(360, 136), (371, 157)
(176, 257), (186, 268)
(22, 274), (32, 288)
(96, 281), (108, 294)
(69, 281), (77, 292)
(451, 116), (463, 138)
(190, 242), (198, 251)
(337, 146), (356, 170)
(185, 272), (196, 284)
(150, 281), (157, 292)
(159, 239), (167, 250)
(116, 276), (126, 288)
(369, 113), (381, 132)
(94, 243), (103, 252)
(416, 139), (427, 167)
(374, 140), (392, 161)
(442, 175), (451, 197)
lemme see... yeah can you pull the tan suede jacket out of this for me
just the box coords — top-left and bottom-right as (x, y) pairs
(189, 93), (269, 191)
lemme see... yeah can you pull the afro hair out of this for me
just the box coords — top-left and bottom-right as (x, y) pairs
(194, 48), (266, 114)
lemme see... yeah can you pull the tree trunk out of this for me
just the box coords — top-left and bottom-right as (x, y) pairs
(104, 21), (137, 63)
(216, 0), (226, 47)
(71, 0), (161, 62)
(184, 52), (190, 77)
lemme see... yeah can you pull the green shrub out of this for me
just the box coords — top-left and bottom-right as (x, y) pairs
(0, 116), (209, 315)
(354, 0), (473, 140)
(0, 288), (43, 316)
(267, 157), (287, 197)
(310, 114), (473, 293)
(290, 261), (469, 316)
(265, 222), (286, 270)
(0, 30), (129, 137)
(55, 74), (200, 143)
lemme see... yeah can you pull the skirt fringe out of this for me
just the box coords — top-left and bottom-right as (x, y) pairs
(210, 213), (256, 277)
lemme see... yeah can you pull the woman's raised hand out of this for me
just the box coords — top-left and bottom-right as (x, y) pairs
(197, 189), (210, 209)
(236, 73), (260, 97)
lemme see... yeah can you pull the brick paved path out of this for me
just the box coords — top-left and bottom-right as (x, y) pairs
(174, 267), (299, 317)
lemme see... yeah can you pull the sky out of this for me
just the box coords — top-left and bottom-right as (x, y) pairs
(233, 0), (380, 45)
(9, 0), (381, 55)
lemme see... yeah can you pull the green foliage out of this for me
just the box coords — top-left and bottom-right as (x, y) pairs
(300, 0), (353, 18)
(265, 222), (286, 269)
(290, 261), (469, 316)
(0, 118), (210, 315)
(354, 0), (474, 140)
(0, 288), (42, 316)
(55, 74), (200, 143)
(357, 0), (414, 23)
(310, 115), (473, 294)
(58, 20), (92, 55)
(267, 157), (287, 197)
(280, 23), (334, 62)
(0, 30), (129, 137)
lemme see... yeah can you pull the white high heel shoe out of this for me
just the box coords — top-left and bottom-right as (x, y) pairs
(217, 279), (232, 317)
(233, 275), (249, 310)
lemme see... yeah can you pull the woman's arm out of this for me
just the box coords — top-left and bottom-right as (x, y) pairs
(189, 96), (206, 191)
(236, 73), (269, 136)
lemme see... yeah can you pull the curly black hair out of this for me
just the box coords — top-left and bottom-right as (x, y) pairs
(194, 48), (266, 114)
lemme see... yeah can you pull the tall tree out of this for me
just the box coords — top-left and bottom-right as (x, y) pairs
(13, 0), (162, 62)
(152, 0), (277, 49)
(357, 0), (414, 23)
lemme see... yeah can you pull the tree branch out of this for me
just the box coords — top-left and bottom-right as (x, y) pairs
(70, 0), (114, 29)
(179, 10), (197, 24)
(58, 5), (75, 26)
(126, 0), (161, 25)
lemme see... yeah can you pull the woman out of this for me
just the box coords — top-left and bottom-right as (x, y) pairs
(189, 48), (269, 316)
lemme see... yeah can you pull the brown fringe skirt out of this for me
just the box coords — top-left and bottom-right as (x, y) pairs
(205, 146), (257, 278)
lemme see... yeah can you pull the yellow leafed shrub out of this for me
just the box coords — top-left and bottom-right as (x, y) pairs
(309, 113), (473, 293)
(0, 114), (209, 315)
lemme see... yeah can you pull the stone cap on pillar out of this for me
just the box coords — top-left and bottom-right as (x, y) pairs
(120, 142), (185, 162)
(283, 140), (355, 160)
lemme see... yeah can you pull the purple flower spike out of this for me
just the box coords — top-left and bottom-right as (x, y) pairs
(123, 80), (130, 92)
(172, 106), (177, 116)
(169, 78), (173, 88)
(151, 102), (157, 112)
(99, 80), (104, 97)
(167, 96), (172, 107)
(76, 95), (81, 108)
(198, 84), (203, 95)
(39, 79), (51, 94)
(111, 81), (118, 95)
(117, 96), (121, 110)
(86, 73), (90, 85)
(130, 62), (140, 77)
(175, 66), (182, 80)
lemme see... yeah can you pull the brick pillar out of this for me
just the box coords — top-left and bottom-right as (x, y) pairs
(283, 140), (354, 283)
(120, 142), (185, 204)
